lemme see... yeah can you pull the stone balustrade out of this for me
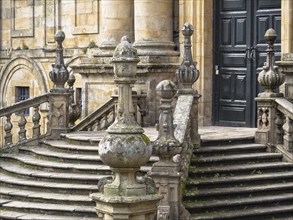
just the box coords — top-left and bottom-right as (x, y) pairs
(255, 28), (293, 162)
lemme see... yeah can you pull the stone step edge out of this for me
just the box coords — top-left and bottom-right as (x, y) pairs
(195, 143), (266, 153)
(189, 162), (293, 174)
(187, 172), (293, 185)
(191, 204), (293, 220)
(184, 193), (293, 209)
(184, 182), (293, 197)
(0, 210), (98, 220)
(192, 152), (283, 163)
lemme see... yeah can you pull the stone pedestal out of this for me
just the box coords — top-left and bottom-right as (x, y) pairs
(90, 37), (161, 220)
(91, 194), (160, 220)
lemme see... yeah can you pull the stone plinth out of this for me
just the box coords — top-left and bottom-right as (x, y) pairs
(91, 194), (160, 220)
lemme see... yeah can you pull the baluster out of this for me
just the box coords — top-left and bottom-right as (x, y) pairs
(283, 116), (293, 153)
(4, 114), (13, 146)
(275, 110), (284, 145)
(18, 109), (27, 142)
(32, 105), (41, 138)
(103, 114), (109, 129)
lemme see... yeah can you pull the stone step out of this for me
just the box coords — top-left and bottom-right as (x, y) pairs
(184, 193), (293, 213)
(1, 200), (96, 218)
(187, 172), (293, 189)
(184, 182), (293, 200)
(19, 146), (104, 164)
(60, 131), (106, 146)
(201, 136), (255, 147)
(0, 185), (94, 205)
(0, 171), (99, 194)
(0, 153), (110, 174)
(191, 204), (293, 220)
(189, 161), (293, 178)
(0, 160), (109, 184)
(0, 210), (98, 220)
(194, 143), (267, 156)
(191, 152), (283, 166)
(41, 140), (99, 155)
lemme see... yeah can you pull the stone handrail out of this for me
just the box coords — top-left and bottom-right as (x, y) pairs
(275, 98), (293, 161)
(72, 98), (116, 131)
(0, 94), (50, 149)
(255, 28), (292, 162)
(72, 93), (147, 131)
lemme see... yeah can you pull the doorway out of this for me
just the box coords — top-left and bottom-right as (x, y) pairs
(213, 0), (281, 127)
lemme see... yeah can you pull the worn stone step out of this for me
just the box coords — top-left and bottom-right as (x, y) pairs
(19, 146), (103, 164)
(201, 136), (255, 147)
(191, 152), (283, 166)
(194, 143), (267, 156)
(191, 204), (293, 220)
(187, 172), (293, 189)
(0, 210), (98, 220)
(60, 131), (106, 146)
(41, 140), (99, 155)
(1, 200), (96, 217)
(0, 171), (99, 194)
(0, 186), (94, 205)
(184, 182), (293, 200)
(184, 193), (293, 213)
(189, 161), (293, 178)
(0, 160), (109, 184)
(0, 153), (110, 174)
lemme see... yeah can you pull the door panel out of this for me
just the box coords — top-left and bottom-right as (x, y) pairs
(213, 0), (281, 127)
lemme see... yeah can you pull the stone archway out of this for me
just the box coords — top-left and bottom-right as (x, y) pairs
(0, 55), (48, 107)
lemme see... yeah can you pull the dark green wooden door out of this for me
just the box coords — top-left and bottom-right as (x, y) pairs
(213, 0), (281, 127)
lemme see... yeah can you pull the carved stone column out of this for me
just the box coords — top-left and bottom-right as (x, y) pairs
(133, 0), (176, 56)
(90, 37), (161, 220)
(99, 0), (134, 54)
(255, 29), (285, 146)
(67, 73), (81, 127)
(48, 30), (71, 138)
(149, 80), (189, 220)
(277, 0), (293, 102)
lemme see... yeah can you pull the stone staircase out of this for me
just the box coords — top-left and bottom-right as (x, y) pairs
(0, 131), (157, 220)
(1, 130), (293, 219)
(183, 137), (293, 220)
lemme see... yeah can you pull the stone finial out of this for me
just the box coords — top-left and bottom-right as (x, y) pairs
(176, 23), (200, 94)
(97, 37), (153, 196)
(258, 28), (285, 97)
(154, 80), (181, 163)
(49, 30), (69, 92)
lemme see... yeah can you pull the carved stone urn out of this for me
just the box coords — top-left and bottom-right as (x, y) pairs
(98, 37), (152, 197)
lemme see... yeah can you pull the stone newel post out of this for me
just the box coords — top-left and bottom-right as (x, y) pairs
(255, 29), (285, 146)
(149, 80), (188, 219)
(90, 36), (161, 220)
(48, 30), (71, 138)
(176, 23), (201, 147)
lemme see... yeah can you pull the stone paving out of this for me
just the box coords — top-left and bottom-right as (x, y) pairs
(66, 126), (257, 143)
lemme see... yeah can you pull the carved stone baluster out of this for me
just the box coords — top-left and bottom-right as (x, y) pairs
(275, 110), (284, 145)
(103, 114), (109, 129)
(18, 110), (27, 143)
(4, 114), (13, 146)
(67, 73), (81, 127)
(283, 116), (293, 153)
(32, 105), (41, 138)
